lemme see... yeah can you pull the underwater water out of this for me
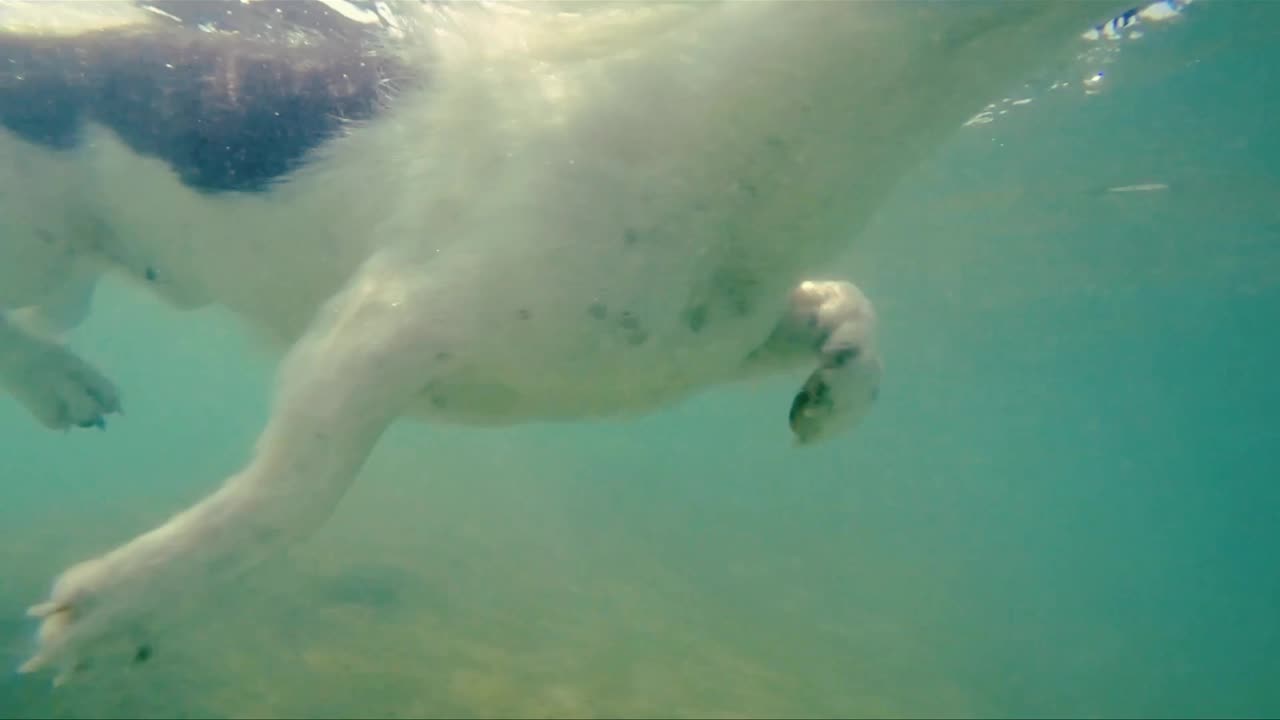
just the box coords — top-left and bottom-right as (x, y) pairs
(2, 2), (1278, 718)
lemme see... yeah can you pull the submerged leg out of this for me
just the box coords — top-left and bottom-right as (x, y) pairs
(0, 306), (121, 431)
(19, 251), (451, 684)
(11, 265), (103, 337)
(747, 280), (883, 445)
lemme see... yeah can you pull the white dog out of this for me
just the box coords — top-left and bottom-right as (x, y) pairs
(0, 1), (1124, 685)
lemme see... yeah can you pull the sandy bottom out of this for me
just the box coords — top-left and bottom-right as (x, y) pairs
(1, 414), (975, 720)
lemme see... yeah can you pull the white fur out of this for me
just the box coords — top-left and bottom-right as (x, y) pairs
(1, 1), (1125, 683)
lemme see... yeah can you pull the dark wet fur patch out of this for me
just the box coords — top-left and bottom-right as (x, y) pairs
(0, 1), (421, 192)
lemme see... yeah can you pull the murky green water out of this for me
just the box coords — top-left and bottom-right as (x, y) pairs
(3, 3), (1278, 718)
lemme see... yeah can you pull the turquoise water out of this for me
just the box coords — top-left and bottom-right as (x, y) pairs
(3, 3), (1278, 718)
